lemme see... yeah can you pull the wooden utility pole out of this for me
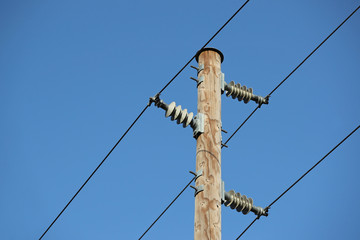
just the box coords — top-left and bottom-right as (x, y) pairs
(194, 48), (224, 240)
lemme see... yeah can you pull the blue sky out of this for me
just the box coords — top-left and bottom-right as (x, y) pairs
(1, 1), (359, 239)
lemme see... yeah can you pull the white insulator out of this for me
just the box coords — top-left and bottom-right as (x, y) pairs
(166, 102), (176, 118)
(185, 112), (194, 128)
(177, 108), (187, 124)
(165, 101), (195, 128)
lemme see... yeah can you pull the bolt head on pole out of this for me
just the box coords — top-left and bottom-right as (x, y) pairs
(195, 47), (224, 63)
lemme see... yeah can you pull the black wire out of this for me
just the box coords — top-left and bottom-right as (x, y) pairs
(222, 106), (259, 148)
(137, 1), (251, 237)
(138, 176), (196, 240)
(267, 124), (360, 208)
(223, 4), (360, 147)
(39, 105), (149, 240)
(233, 6), (360, 240)
(268, 4), (360, 97)
(158, 0), (250, 94)
(235, 217), (258, 240)
(38, 2), (252, 238)
(234, 124), (360, 240)
(39, 2), (252, 237)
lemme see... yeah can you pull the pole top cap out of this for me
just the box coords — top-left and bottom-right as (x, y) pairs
(195, 48), (224, 63)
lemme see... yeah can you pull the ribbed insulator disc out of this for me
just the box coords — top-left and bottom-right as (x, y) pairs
(184, 112), (193, 128)
(172, 105), (181, 121)
(177, 109), (187, 124)
(166, 102), (176, 118)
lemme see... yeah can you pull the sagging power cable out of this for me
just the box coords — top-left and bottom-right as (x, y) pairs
(234, 124), (360, 239)
(223, 4), (360, 147)
(39, 1), (252, 238)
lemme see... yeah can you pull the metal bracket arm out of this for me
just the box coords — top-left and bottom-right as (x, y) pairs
(189, 169), (203, 181)
(190, 185), (204, 197)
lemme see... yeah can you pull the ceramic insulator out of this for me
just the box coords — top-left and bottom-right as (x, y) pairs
(224, 190), (253, 215)
(165, 102), (194, 128)
(225, 81), (253, 103)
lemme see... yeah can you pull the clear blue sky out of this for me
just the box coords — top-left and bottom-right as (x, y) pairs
(1, 0), (359, 239)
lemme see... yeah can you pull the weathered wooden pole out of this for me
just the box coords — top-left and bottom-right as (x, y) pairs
(194, 48), (223, 240)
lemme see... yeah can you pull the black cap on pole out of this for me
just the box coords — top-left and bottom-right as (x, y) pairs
(195, 48), (224, 63)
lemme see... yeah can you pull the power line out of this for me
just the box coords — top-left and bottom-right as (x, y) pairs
(231, 5), (360, 238)
(138, 176), (196, 240)
(222, 106), (259, 147)
(234, 124), (360, 239)
(267, 124), (360, 208)
(235, 217), (258, 240)
(39, 1), (252, 238)
(223, 4), (360, 147)
(268, 4), (360, 97)
(137, 1), (252, 237)
(39, 105), (149, 239)
(158, 0), (250, 94)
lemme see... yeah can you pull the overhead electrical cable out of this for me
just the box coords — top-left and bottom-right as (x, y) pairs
(138, 176), (196, 240)
(234, 124), (360, 239)
(232, 5), (360, 239)
(267, 124), (360, 208)
(39, 1), (252, 239)
(158, 0), (250, 94)
(222, 107), (259, 147)
(235, 218), (258, 240)
(39, 105), (149, 240)
(223, 4), (360, 147)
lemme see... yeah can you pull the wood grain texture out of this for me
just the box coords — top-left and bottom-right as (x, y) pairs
(194, 50), (222, 240)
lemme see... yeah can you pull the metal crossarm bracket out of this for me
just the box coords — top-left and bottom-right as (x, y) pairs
(221, 181), (268, 218)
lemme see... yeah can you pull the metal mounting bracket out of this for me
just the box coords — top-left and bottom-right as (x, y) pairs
(191, 64), (204, 75)
(190, 64), (205, 87)
(197, 75), (204, 86)
(221, 181), (225, 203)
(192, 113), (204, 138)
(189, 169), (203, 181)
(198, 64), (204, 74)
(190, 185), (204, 197)
(190, 75), (204, 87)
(221, 73), (226, 94)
